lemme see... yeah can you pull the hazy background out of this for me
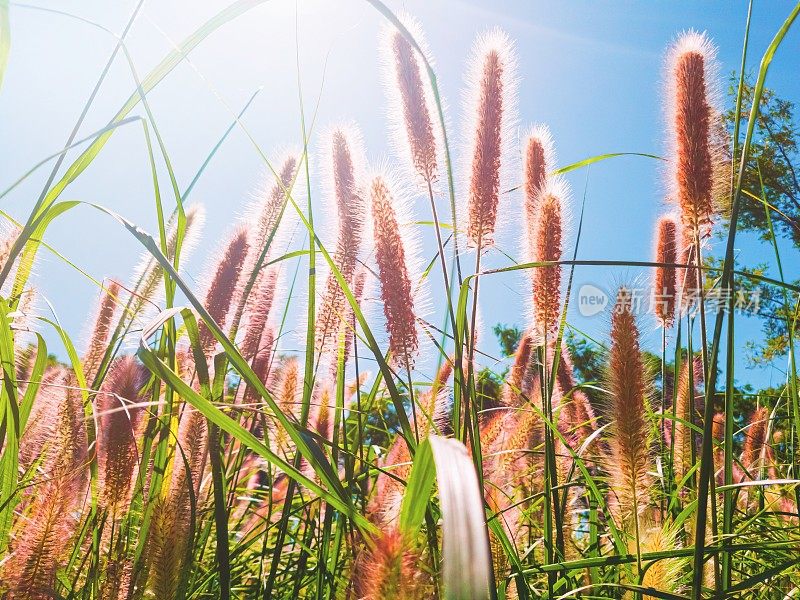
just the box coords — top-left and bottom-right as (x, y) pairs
(1, 0), (799, 387)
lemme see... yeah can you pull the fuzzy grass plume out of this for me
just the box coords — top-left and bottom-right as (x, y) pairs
(197, 227), (250, 357)
(522, 124), (555, 253)
(3, 9), (799, 600)
(96, 355), (148, 515)
(665, 31), (721, 238)
(82, 280), (120, 382)
(124, 203), (205, 329)
(369, 172), (422, 371)
(4, 382), (88, 597)
(381, 13), (440, 186)
(353, 528), (430, 600)
(463, 28), (517, 249)
(652, 214), (678, 327)
(556, 347), (597, 449)
(529, 178), (568, 337)
(236, 152), (298, 337)
(671, 356), (701, 488)
(606, 287), (653, 531)
(315, 126), (367, 363)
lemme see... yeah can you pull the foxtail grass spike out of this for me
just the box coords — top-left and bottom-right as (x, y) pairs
(311, 382), (334, 442)
(198, 227), (250, 356)
(3, 477), (83, 598)
(82, 280), (121, 383)
(249, 155), (299, 260)
(606, 287), (652, 530)
(353, 528), (430, 600)
(742, 406), (774, 478)
(503, 331), (532, 405)
(96, 356), (148, 515)
(336, 265), (367, 376)
(370, 174), (419, 371)
(0, 224), (21, 295)
(238, 324), (275, 408)
(530, 178), (568, 337)
(653, 215), (678, 327)
(241, 267), (279, 361)
(522, 124), (555, 257)
(556, 347), (597, 447)
(172, 406), (209, 507)
(147, 405), (209, 598)
(381, 14), (439, 185)
(4, 375), (88, 598)
(269, 357), (300, 457)
(666, 31), (720, 236)
(147, 497), (182, 600)
(236, 154), (297, 336)
(126, 204), (205, 326)
(315, 126), (366, 361)
(464, 29), (517, 249)
(671, 356), (700, 486)
(628, 525), (686, 599)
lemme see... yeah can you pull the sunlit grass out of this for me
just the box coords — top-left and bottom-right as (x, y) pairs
(0, 1), (799, 599)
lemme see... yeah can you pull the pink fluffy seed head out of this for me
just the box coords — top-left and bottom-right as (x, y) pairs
(529, 177), (568, 337)
(652, 214), (678, 327)
(198, 227), (250, 356)
(96, 356), (149, 514)
(380, 12), (440, 186)
(314, 125), (368, 361)
(462, 28), (518, 250)
(606, 287), (653, 528)
(665, 31), (721, 236)
(370, 174), (420, 371)
(82, 280), (121, 382)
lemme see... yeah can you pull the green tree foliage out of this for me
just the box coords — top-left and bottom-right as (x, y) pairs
(723, 79), (800, 364)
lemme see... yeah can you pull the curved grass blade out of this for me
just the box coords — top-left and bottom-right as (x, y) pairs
(399, 435), (492, 600)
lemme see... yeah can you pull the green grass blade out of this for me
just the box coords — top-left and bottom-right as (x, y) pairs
(692, 3), (800, 595)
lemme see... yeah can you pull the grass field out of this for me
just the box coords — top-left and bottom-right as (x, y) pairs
(0, 1), (799, 598)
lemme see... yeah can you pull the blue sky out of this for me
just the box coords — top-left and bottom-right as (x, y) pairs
(1, 0), (799, 388)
